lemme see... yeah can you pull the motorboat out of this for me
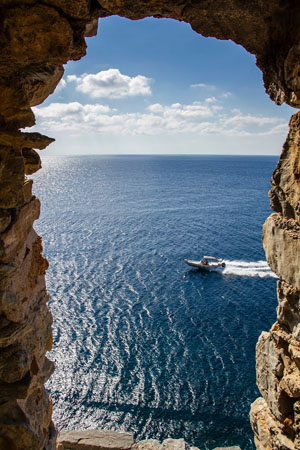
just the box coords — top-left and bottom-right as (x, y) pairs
(184, 256), (226, 271)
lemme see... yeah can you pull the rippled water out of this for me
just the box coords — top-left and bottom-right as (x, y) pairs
(33, 155), (278, 449)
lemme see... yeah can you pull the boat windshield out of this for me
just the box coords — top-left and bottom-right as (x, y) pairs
(203, 256), (220, 262)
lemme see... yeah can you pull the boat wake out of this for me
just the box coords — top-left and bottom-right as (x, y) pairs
(220, 260), (278, 278)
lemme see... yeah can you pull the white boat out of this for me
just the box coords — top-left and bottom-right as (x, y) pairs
(184, 256), (226, 271)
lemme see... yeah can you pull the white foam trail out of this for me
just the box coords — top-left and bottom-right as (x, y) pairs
(221, 260), (278, 278)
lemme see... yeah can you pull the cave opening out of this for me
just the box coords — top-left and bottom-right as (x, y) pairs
(30, 15), (292, 450)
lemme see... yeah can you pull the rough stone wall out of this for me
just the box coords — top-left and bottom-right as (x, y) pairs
(0, 1), (300, 449)
(250, 112), (300, 449)
(0, 132), (56, 450)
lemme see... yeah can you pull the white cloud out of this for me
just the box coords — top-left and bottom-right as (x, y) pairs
(33, 99), (287, 139)
(34, 102), (111, 118)
(190, 83), (216, 90)
(205, 97), (217, 103)
(147, 103), (164, 113)
(224, 112), (284, 127)
(55, 78), (66, 92)
(67, 69), (152, 99)
(148, 101), (216, 119)
(255, 123), (289, 136)
(221, 91), (232, 98)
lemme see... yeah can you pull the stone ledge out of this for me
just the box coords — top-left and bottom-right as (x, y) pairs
(57, 430), (134, 450)
(212, 448), (241, 450)
(57, 430), (241, 450)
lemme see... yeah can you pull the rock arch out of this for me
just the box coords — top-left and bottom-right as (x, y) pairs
(0, 1), (300, 448)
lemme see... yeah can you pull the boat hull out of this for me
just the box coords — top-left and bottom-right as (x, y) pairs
(184, 259), (225, 271)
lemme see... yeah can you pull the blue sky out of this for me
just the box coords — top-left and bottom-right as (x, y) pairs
(33, 16), (294, 155)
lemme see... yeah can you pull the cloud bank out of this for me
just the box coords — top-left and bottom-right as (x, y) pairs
(34, 98), (287, 138)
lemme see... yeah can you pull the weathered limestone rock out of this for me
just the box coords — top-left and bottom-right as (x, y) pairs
(0, 100), (54, 448)
(277, 281), (300, 340)
(57, 430), (134, 450)
(251, 397), (295, 450)
(269, 113), (300, 221)
(23, 149), (42, 175)
(0, 131), (54, 150)
(256, 330), (290, 421)
(0, 82), (35, 129)
(162, 439), (190, 450)
(23, 65), (65, 108)
(0, 210), (11, 233)
(212, 447), (241, 450)
(251, 110), (300, 448)
(263, 112), (300, 289)
(132, 439), (163, 450)
(0, 5), (83, 72)
(263, 214), (300, 289)
(57, 432), (203, 450)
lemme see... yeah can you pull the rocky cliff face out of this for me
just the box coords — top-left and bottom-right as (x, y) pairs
(250, 111), (300, 449)
(0, 1), (299, 449)
(0, 132), (56, 449)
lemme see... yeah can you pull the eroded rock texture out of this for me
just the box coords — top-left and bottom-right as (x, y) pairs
(56, 429), (216, 450)
(0, 137), (55, 449)
(0, 0), (300, 449)
(250, 112), (300, 449)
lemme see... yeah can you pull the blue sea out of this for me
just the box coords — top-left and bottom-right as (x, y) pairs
(32, 155), (278, 449)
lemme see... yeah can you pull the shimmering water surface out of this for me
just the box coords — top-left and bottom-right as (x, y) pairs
(33, 155), (278, 449)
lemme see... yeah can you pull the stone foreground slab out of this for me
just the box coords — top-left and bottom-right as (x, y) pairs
(57, 430), (134, 450)
(57, 430), (240, 450)
(212, 447), (241, 450)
